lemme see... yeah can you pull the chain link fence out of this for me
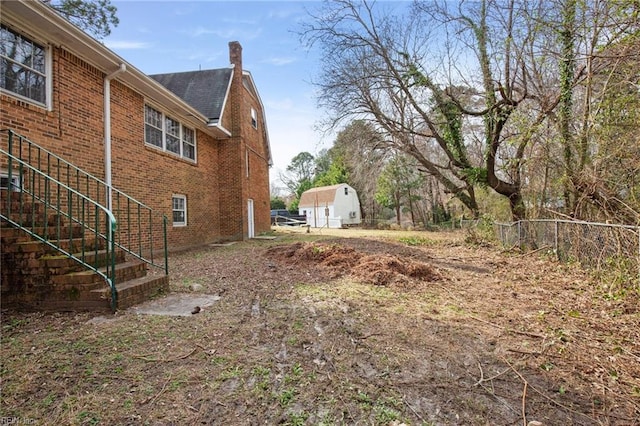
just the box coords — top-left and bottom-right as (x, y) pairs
(493, 219), (640, 281)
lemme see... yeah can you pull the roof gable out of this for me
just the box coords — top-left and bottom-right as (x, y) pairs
(299, 184), (349, 207)
(150, 68), (233, 123)
(242, 69), (272, 166)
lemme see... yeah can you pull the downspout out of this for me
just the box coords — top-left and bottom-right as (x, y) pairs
(104, 63), (126, 211)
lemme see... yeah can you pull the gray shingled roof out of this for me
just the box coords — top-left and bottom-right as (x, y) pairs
(150, 68), (233, 123)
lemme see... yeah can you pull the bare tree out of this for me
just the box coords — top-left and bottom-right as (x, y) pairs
(279, 151), (316, 197)
(301, 0), (553, 219)
(45, 0), (119, 39)
(567, 1), (640, 223)
(526, 0), (640, 222)
(331, 120), (387, 222)
(303, 0), (640, 222)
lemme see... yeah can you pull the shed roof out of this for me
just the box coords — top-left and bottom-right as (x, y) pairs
(299, 184), (346, 207)
(150, 69), (233, 124)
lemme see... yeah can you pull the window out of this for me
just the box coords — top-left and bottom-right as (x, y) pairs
(165, 116), (181, 154)
(245, 149), (249, 178)
(0, 24), (48, 106)
(182, 127), (195, 160)
(0, 173), (21, 191)
(250, 107), (257, 129)
(144, 106), (163, 148)
(144, 105), (196, 161)
(172, 195), (186, 226)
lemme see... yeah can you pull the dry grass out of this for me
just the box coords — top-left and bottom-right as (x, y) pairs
(1, 227), (639, 425)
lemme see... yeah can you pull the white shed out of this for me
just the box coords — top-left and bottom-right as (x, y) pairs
(298, 184), (361, 228)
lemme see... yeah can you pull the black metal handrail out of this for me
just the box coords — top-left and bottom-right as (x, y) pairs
(1, 150), (119, 310)
(1, 129), (169, 309)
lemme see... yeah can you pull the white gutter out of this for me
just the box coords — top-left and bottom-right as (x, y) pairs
(104, 63), (126, 211)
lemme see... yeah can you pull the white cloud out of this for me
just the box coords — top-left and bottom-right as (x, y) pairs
(265, 98), (294, 111)
(184, 26), (262, 41)
(266, 8), (299, 20)
(265, 105), (333, 187)
(104, 40), (150, 50)
(221, 17), (259, 26)
(262, 56), (296, 66)
(186, 50), (224, 64)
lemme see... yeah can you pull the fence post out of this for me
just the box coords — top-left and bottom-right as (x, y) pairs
(163, 215), (169, 276)
(555, 220), (559, 261)
(7, 131), (14, 194)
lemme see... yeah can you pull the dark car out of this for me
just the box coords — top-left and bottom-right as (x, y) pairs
(270, 209), (306, 225)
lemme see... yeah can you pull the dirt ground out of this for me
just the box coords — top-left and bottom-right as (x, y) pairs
(1, 227), (639, 425)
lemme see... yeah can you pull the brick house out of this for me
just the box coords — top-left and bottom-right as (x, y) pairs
(0, 0), (272, 310)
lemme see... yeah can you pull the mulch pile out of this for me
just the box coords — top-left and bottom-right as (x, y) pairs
(265, 241), (441, 286)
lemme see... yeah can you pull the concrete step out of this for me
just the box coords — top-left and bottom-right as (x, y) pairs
(26, 276), (168, 312)
(3, 234), (104, 255)
(38, 261), (147, 301)
(0, 211), (51, 227)
(40, 249), (126, 273)
(9, 274), (166, 312)
(92, 274), (170, 310)
(50, 260), (147, 289)
(0, 190), (33, 204)
(0, 199), (40, 214)
(1, 196), (171, 312)
(0, 224), (84, 240)
(46, 262), (147, 300)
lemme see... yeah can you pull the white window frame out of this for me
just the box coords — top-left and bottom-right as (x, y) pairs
(0, 24), (52, 109)
(144, 104), (197, 162)
(0, 172), (21, 191)
(250, 107), (258, 129)
(245, 148), (249, 178)
(182, 126), (196, 161)
(172, 194), (187, 227)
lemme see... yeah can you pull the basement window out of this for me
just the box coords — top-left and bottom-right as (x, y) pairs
(0, 173), (21, 191)
(172, 195), (187, 227)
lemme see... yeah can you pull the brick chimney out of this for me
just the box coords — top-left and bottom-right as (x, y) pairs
(229, 41), (242, 70)
(221, 40), (245, 240)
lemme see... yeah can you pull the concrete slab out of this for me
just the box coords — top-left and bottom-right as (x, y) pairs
(129, 293), (221, 317)
(86, 315), (120, 325)
(209, 242), (237, 247)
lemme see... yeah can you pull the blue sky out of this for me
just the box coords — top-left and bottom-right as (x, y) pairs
(104, 1), (329, 189)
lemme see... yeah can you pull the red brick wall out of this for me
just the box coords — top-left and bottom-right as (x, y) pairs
(2, 39), (271, 247)
(243, 90), (271, 235)
(217, 42), (244, 240)
(1, 45), (225, 250)
(108, 80), (222, 249)
(1, 50), (106, 179)
(218, 42), (271, 239)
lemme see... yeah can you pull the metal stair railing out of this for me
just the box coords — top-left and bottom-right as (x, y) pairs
(1, 151), (119, 311)
(1, 129), (169, 276)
